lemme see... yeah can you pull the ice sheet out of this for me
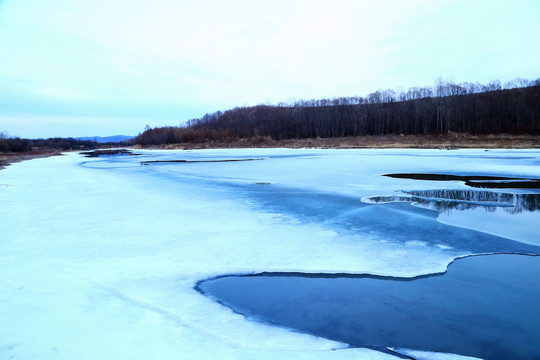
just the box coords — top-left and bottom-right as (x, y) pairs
(1, 148), (539, 360)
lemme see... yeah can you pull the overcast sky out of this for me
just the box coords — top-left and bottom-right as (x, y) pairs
(1, 0), (539, 138)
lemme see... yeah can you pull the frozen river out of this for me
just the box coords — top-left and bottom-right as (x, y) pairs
(1, 148), (539, 360)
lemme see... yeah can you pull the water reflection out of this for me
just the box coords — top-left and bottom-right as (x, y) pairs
(364, 190), (540, 214)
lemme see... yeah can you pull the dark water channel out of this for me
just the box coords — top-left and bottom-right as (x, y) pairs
(384, 173), (540, 189)
(197, 254), (540, 360)
(384, 173), (540, 190)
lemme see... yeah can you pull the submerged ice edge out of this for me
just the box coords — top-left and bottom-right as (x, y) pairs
(389, 347), (484, 360)
(194, 252), (540, 290)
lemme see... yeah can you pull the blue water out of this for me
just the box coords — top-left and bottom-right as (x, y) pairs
(197, 254), (540, 360)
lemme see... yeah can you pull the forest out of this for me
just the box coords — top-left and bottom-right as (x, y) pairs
(135, 78), (540, 145)
(0, 134), (97, 153)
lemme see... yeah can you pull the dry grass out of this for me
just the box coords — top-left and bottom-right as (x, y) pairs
(135, 134), (540, 150)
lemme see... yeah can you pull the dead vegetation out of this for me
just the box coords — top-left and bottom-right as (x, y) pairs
(134, 133), (540, 150)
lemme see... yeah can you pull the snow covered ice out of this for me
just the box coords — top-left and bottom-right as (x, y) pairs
(1, 148), (539, 360)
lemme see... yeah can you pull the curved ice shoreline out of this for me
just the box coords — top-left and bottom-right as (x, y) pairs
(195, 251), (539, 284)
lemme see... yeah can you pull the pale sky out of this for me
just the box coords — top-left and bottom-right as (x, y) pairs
(1, 0), (539, 138)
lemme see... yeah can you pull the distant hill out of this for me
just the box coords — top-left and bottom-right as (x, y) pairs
(76, 135), (134, 143)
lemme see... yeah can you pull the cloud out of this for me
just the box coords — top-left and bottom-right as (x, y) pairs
(0, 0), (539, 137)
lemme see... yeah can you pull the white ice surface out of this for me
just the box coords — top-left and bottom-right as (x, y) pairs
(1, 148), (539, 359)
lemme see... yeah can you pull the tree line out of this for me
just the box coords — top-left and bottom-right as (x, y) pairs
(136, 77), (540, 145)
(0, 133), (97, 153)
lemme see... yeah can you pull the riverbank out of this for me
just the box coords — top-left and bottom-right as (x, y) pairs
(134, 133), (540, 150)
(3, 134), (539, 170)
(0, 150), (62, 170)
